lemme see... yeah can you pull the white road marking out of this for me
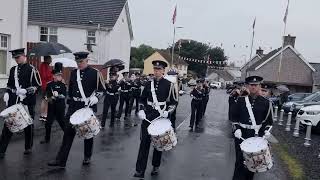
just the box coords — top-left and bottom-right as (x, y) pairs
(177, 114), (191, 130)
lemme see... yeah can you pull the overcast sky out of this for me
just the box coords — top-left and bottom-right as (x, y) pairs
(128, 0), (320, 66)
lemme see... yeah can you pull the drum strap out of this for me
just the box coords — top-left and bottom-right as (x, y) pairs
(151, 80), (166, 116)
(77, 69), (89, 105)
(14, 66), (25, 102)
(245, 96), (259, 135)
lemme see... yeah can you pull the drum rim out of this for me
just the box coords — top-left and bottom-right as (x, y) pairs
(147, 118), (172, 136)
(240, 137), (268, 152)
(70, 108), (95, 125)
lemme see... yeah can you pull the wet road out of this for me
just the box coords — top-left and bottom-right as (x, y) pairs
(0, 90), (285, 180)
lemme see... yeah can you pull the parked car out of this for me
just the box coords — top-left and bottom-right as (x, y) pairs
(282, 93), (311, 113)
(291, 92), (320, 116)
(187, 79), (196, 87)
(296, 105), (320, 132)
(210, 81), (221, 89)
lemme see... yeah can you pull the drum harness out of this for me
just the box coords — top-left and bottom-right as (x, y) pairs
(76, 69), (95, 106)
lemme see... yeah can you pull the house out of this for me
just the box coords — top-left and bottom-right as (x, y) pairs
(27, 0), (133, 69)
(143, 51), (189, 76)
(207, 67), (241, 87)
(240, 48), (264, 81)
(0, 0), (28, 88)
(244, 35), (315, 92)
(310, 63), (320, 92)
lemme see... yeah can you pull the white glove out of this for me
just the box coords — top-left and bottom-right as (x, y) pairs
(53, 91), (59, 97)
(162, 111), (169, 118)
(138, 110), (146, 120)
(234, 129), (242, 139)
(16, 89), (27, 96)
(264, 130), (271, 139)
(3, 93), (9, 106)
(88, 96), (99, 106)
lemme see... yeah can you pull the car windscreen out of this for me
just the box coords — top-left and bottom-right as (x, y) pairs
(303, 92), (319, 102)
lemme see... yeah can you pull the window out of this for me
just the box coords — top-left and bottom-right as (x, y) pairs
(87, 30), (96, 44)
(0, 34), (8, 74)
(40, 27), (58, 43)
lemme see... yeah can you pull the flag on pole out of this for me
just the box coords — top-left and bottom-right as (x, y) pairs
(252, 17), (256, 29)
(172, 5), (177, 24)
(283, 0), (290, 23)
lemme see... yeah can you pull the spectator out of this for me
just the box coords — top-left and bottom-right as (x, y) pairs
(39, 56), (53, 121)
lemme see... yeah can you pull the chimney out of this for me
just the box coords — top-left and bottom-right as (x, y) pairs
(283, 34), (296, 48)
(256, 47), (264, 56)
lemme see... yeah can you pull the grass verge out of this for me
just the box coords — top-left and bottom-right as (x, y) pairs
(273, 144), (306, 180)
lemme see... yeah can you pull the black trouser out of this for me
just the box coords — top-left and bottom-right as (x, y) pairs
(170, 109), (177, 130)
(102, 94), (119, 127)
(136, 120), (162, 173)
(129, 95), (140, 114)
(55, 102), (93, 165)
(233, 138), (254, 180)
(44, 101), (65, 141)
(190, 100), (202, 128)
(202, 97), (209, 116)
(117, 92), (131, 118)
(0, 105), (35, 154)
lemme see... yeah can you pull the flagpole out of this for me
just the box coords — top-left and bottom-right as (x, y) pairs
(171, 26), (175, 66)
(249, 17), (256, 63)
(277, 0), (289, 82)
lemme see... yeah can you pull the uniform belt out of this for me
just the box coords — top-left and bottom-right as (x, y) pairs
(73, 97), (87, 102)
(147, 101), (166, 106)
(192, 97), (202, 100)
(238, 123), (262, 130)
(121, 90), (129, 92)
(106, 92), (119, 96)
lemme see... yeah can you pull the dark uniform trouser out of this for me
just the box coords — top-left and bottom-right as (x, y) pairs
(102, 95), (118, 126)
(45, 102), (65, 141)
(55, 105), (93, 165)
(190, 100), (202, 128)
(202, 97), (209, 116)
(170, 109), (177, 130)
(136, 121), (162, 173)
(118, 92), (130, 118)
(233, 138), (254, 180)
(0, 105), (35, 153)
(129, 95), (140, 114)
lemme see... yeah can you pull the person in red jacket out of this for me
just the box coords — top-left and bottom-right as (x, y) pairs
(39, 56), (53, 121)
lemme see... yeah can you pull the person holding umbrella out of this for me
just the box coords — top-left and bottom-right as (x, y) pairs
(39, 56), (53, 121)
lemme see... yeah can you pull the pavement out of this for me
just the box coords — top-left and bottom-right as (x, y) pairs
(0, 90), (287, 180)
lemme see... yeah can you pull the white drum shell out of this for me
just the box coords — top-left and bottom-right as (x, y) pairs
(240, 137), (273, 173)
(0, 104), (33, 133)
(70, 108), (101, 139)
(147, 118), (177, 151)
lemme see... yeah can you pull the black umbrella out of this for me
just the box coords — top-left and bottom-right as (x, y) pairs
(28, 42), (72, 56)
(103, 59), (125, 67)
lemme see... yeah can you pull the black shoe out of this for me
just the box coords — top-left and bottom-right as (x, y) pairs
(0, 153), (5, 159)
(23, 149), (32, 155)
(189, 127), (193, 132)
(48, 160), (66, 168)
(151, 167), (159, 176)
(40, 139), (50, 144)
(133, 171), (144, 179)
(82, 157), (91, 165)
(109, 123), (114, 128)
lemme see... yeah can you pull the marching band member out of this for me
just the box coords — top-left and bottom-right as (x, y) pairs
(164, 69), (179, 131)
(48, 52), (105, 168)
(189, 79), (204, 131)
(0, 48), (41, 158)
(130, 72), (142, 116)
(134, 60), (178, 179)
(40, 62), (66, 144)
(232, 76), (273, 180)
(101, 71), (120, 128)
(117, 71), (132, 126)
(202, 80), (210, 117)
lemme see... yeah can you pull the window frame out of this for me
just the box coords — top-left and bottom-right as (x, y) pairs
(40, 26), (58, 43)
(87, 30), (96, 44)
(0, 34), (9, 75)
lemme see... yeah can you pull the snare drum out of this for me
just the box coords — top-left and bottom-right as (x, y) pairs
(240, 137), (273, 173)
(0, 104), (33, 133)
(70, 108), (100, 139)
(147, 118), (177, 151)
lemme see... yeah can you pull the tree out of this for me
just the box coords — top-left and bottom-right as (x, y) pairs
(130, 44), (155, 68)
(171, 40), (228, 77)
